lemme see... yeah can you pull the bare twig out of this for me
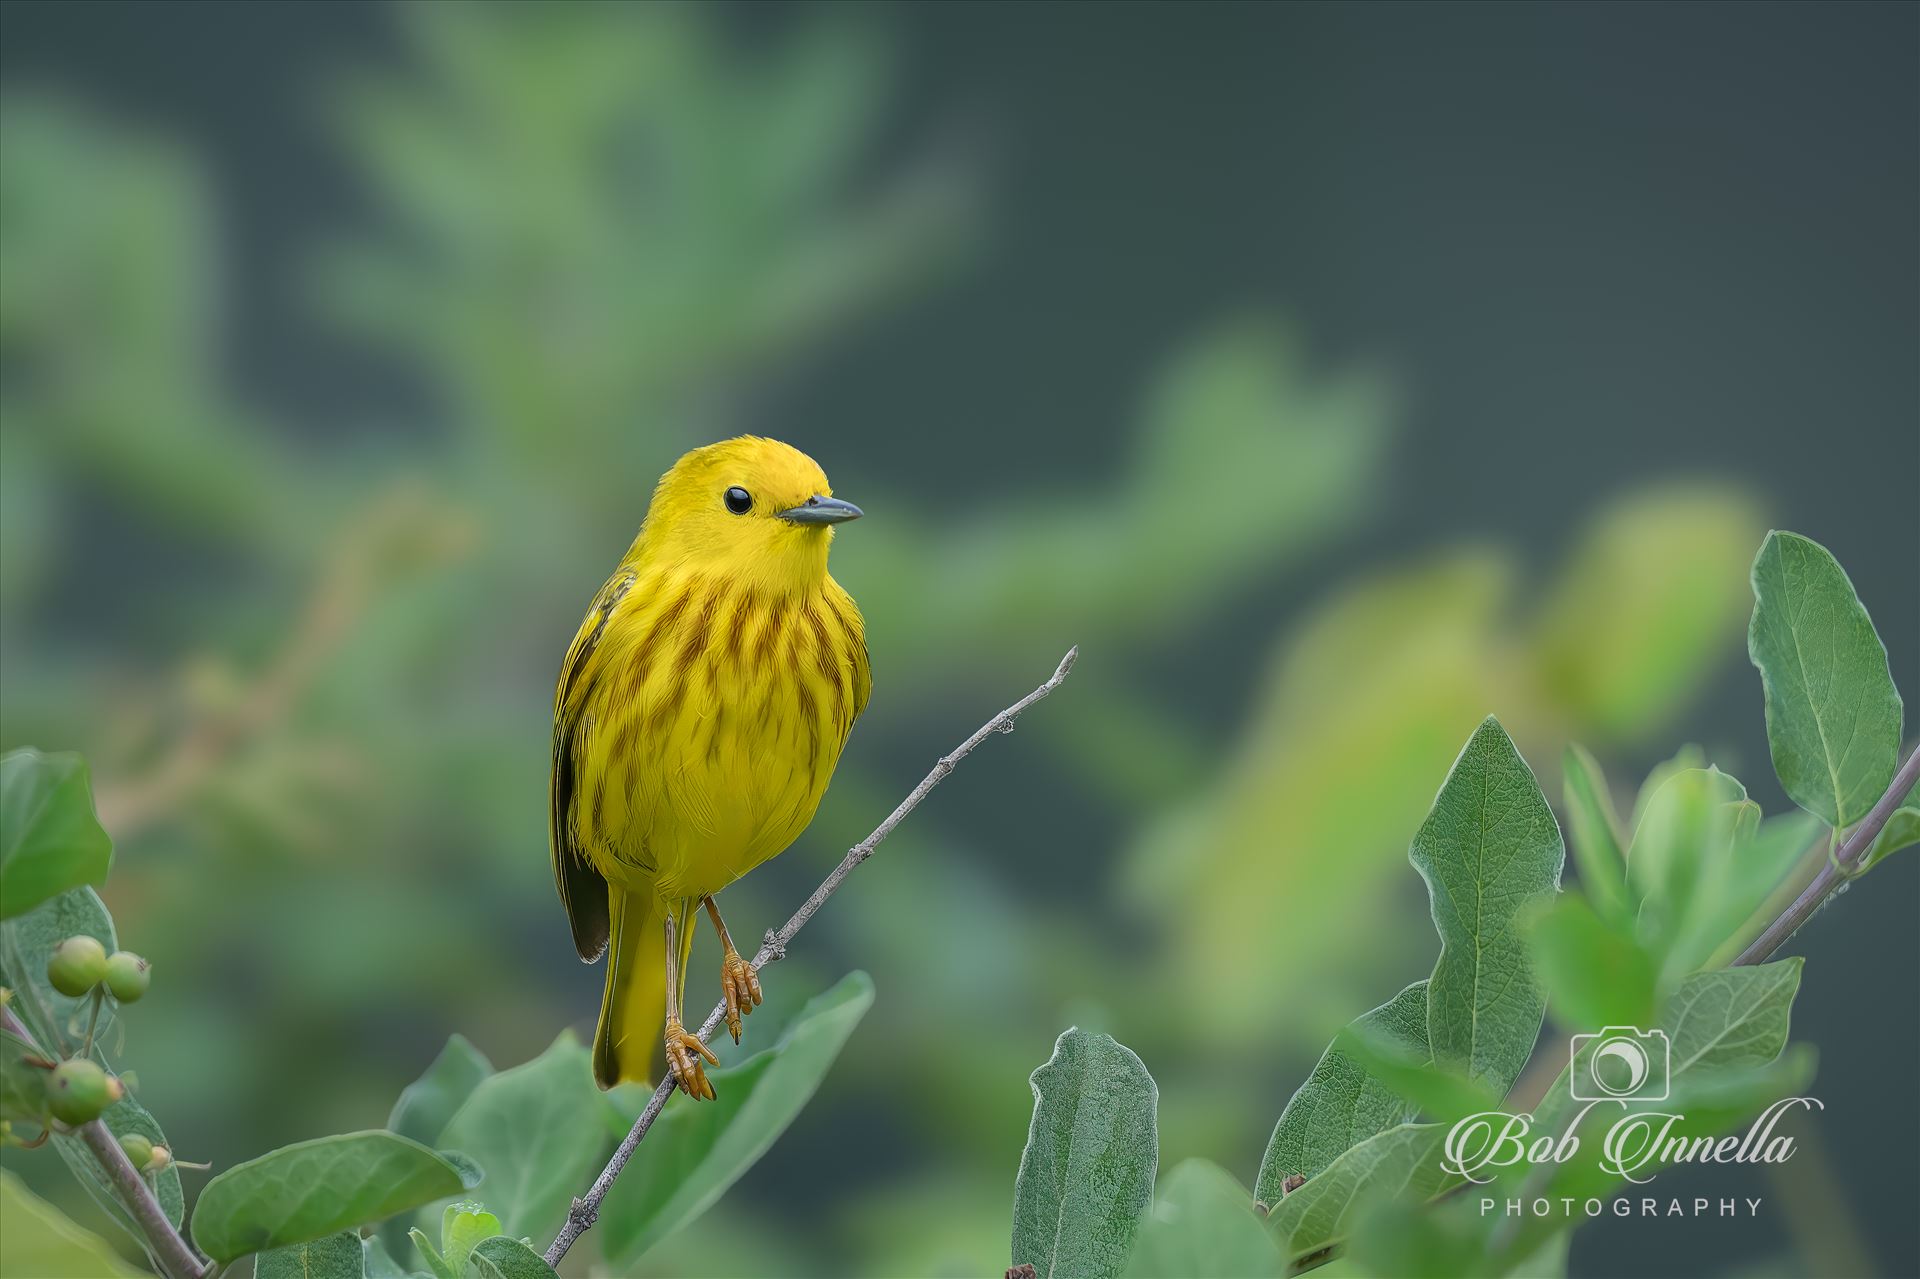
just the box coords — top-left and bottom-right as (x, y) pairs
(545, 646), (1079, 1267)
(1731, 741), (1920, 966)
(1, 1005), (208, 1279)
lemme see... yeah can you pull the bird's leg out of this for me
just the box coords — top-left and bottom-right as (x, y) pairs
(704, 894), (763, 1043)
(662, 907), (716, 1100)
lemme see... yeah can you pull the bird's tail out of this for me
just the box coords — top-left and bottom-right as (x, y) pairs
(593, 891), (694, 1090)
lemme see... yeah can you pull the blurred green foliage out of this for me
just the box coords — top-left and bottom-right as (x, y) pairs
(0, 5), (1782, 1275)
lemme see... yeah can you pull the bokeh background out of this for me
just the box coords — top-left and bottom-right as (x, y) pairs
(2, 3), (1915, 1276)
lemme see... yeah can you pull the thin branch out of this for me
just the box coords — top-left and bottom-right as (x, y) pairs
(1731, 741), (1920, 966)
(545, 646), (1079, 1268)
(1, 1005), (208, 1279)
(77, 1120), (208, 1279)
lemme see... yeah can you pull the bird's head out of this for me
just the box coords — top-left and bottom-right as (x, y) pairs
(638, 436), (861, 590)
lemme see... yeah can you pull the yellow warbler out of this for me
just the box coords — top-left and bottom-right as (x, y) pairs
(550, 437), (869, 1097)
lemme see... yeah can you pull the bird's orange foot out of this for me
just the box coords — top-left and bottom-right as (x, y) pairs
(663, 1017), (718, 1100)
(720, 950), (763, 1043)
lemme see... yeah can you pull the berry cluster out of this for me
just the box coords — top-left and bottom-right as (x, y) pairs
(15, 937), (154, 1131)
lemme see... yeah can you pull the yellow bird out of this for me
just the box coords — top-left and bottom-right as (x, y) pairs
(550, 437), (869, 1097)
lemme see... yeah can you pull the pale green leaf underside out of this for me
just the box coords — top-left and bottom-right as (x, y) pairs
(1748, 530), (1903, 826)
(1011, 1028), (1159, 1279)
(1254, 981), (1426, 1204)
(362, 1233), (428, 1278)
(1529, 958), (1804, 1141)
(1481, 960), (1808, 1267)
(1410, 717), (1565, 1095)
(1265, 1122), (1452, 1263)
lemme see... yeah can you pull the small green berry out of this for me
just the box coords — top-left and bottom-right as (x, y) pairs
(120, 1133), (154, 1170)
(47, 1059), (123, 1126)
(104, 952), (151, 1003)
(47, 937), (108, 998)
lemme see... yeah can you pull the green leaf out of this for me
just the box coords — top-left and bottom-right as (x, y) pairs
(1625, 768), (1819, 980)
(1625, 767), (1746, 942)
(191, 1130), (483, 1263)
(55, 1086), (185, 1252)
(2, 1025), (51, 1127)
(1121, 1160), (1281, 1279)
(364, 1233), (431, 1279)
(1526, 894), (1657, 1032)
(439, 1202), (500, 1275)
(1455, 959), (1813, 1274)
(467, 1236), (558, 1279)
(1343, 1193), (1485, 1279)
(0, 750), (113, 921)
(0, 887), (122, 1066)
(381, 1037), (492, 1258)
(1488, 1047), (1815, 1271)
(0, 888), (185, 1235)
(429, 1031), (607, 1245)
(1409, 717), (1565, 1095)
(1650, 957), (1805, 1078)
(1255, 982), (1427, 1204)
(1748, 530), (1904, 827)
(409, 1228), (454, 1279)
(1010, 1027), (1159, 1279)
(597, 971), (875, 1265)
(1330, 1022), (1499, 1124)
(1692, 810), (1821, 970)
(1264, 1122), (1453, 1265)
(390, 1035), (493, 1148)
(1560, 744), (1628, 925)
(1524, 958), (1806, 1160)
(0, 1168), (146, 1278)
(256, 1231), (367, 1279)
(1861, 780), (1918, 873)
(1627, 745), (1705, 838)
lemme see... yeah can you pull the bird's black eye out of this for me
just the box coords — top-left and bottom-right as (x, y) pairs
(724, 486), (753, 515)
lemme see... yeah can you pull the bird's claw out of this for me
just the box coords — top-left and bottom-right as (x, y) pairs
(721, 951), (763, 1044)
(664, 1017), (718, 1100)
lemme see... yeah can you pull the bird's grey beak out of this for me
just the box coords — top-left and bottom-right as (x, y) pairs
(778, 495), (863, 525)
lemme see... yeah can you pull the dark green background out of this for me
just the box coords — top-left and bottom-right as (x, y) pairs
(3, 3), (1913, 1276)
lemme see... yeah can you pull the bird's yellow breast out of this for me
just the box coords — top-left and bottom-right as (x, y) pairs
(559, 564), (869, 905)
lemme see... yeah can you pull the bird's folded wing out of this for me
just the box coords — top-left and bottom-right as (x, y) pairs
(549, 567), (636, 962)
